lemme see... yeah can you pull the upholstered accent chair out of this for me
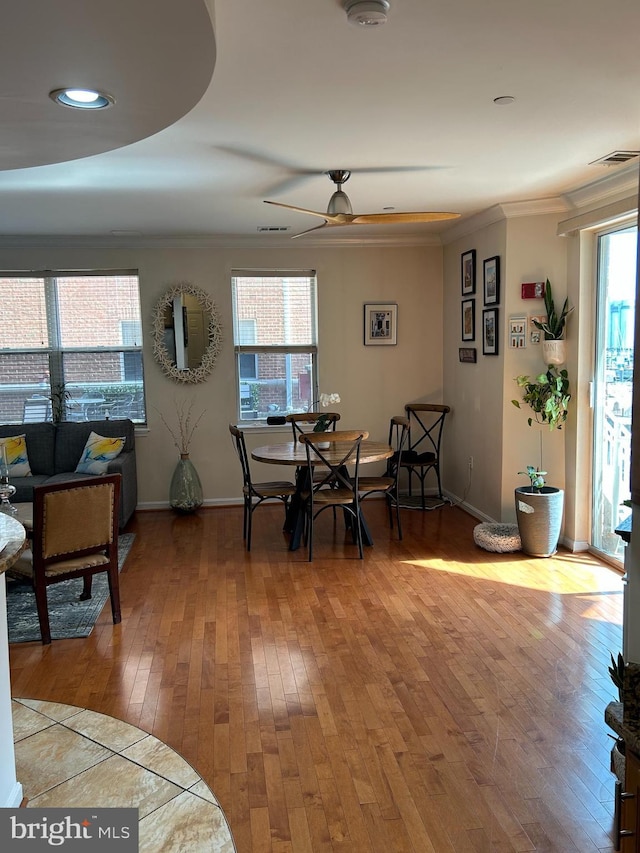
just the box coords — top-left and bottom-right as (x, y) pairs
(9, 474), (122, 644)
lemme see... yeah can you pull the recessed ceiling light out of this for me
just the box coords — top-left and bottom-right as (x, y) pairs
(493, 96), (515, 106)
(49, 88), (115, 110)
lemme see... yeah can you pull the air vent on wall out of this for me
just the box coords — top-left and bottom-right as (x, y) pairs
(589, 151), (640, 167)
(257, 225), (291, 232)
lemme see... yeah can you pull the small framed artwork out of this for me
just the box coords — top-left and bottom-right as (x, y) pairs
(483, 255), (500, 305)
(461, 298), (475, 341)
(461, 249), (476, 295)
(508, 315), (527, 349)
(521, 281), (546, 300)
(363, 302), (397, 346)
(459, 347), (477, 363)
(482, 307), (499, 355)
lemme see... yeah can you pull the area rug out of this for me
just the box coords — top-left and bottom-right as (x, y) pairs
(5, 533), (135, 644)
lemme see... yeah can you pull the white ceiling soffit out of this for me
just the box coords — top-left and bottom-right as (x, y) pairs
(0, 0), (216, 171)
(0, 0), (638, 243)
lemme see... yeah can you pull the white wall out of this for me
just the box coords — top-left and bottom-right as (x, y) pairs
(501, 214), (569, 522)
(0, 244), (443, 506)
(442, 211), (571, 526)
(442, 220), (507, 522)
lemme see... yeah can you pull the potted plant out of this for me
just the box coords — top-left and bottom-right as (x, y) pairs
(531, 279), (573, 364)
(511, 366), (571, 431)
(515, 467), (564, 557)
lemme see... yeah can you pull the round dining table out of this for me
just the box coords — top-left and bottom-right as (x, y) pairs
(251, 439), (393, 551)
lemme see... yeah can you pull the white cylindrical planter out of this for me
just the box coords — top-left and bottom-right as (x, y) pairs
(515, 486), (564, 557)
(542, 339), (566, 365)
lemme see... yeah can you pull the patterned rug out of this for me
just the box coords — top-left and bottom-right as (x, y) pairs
(5, 533), (135, 644)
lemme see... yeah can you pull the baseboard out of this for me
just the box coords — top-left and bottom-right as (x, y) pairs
(1, 780), (23, 808)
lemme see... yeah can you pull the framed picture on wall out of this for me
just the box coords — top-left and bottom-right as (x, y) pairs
(459, 347), (477, 363)
(483, 255), (500, 305)
(363, 302), (397, 345)
(482, 307), (499, 355)
(508, 315), (527, 349)
(461, 298), (475, 341)
(461, 249), (476, 295)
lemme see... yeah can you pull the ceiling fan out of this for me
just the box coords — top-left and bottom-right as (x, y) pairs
(264, 170), (460, 237)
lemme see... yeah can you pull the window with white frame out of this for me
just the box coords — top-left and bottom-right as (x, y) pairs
(0, 271), (146, 424)
(231, 270), (318, 422)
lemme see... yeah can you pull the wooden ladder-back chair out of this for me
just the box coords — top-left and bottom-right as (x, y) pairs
(299, 430), (368, 561)
(355, 416), (410, 539)
(229, 424), (297, 551)
(8, 474), (122, 644)
(402, 403), (451, 509)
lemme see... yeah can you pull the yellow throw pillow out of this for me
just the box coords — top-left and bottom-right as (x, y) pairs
(0, 434), (32, 477)
(75, 432), (125, 475)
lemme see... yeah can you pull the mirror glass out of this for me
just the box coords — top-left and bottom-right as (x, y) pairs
(152, 283), (222, 383)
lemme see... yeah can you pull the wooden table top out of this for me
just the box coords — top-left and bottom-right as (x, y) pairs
(251, 440), (393, 466)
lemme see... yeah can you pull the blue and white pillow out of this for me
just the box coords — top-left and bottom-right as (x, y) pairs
(0, 434), (32, 477)
(75, 432), (125, 475)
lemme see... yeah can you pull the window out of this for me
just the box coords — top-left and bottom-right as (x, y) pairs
(0, 271), (146, 424)
(232, 270), (318, 422)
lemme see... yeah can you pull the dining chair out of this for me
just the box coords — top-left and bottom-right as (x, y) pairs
(229, 424), (297, 551)
(299, 430), (368, 561)
(402, 403), (451, 509)
(286, 412), (341, 441)
(354, 415), (409, 539)
(7, 474), (122, 644)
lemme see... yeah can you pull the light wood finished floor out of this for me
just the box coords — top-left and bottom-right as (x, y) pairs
(9, 502), (624, 852)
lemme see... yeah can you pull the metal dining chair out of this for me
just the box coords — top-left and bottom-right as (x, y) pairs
(299, 430), (368, 561)
(401, 403), (450, 508)
(286, 412), (341, 441)
(354, 415), (410, 539)
(229, 424), (297, 551)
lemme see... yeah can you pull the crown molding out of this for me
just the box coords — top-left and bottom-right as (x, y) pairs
(0, 231), (442, 251)
(563, 162), (639, 210)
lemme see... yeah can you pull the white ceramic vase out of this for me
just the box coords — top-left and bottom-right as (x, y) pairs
(542, 339), (566, 365)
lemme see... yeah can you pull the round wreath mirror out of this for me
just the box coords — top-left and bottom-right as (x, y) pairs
(152, 283), (223, 383)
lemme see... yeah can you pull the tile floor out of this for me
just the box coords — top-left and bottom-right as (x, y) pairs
(12, 698), (235, 853)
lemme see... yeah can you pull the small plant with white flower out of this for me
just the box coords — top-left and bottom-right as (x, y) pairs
(309, 392), (340, 432)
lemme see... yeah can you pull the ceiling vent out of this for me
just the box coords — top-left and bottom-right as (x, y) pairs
(589, 151), (640, 167)
(257, 225), (290, 232)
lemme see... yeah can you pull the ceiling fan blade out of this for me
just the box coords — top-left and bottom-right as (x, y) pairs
(290, 222), (329, 239)
(264, 200), (330, 221)
(351, 211), (461, 224)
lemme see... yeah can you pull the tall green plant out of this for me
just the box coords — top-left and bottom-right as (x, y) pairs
(511, 366), (571, 430)
(531, 279), (573, 340)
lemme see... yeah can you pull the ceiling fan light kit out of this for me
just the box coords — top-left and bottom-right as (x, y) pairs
(343, 0), (390, 26)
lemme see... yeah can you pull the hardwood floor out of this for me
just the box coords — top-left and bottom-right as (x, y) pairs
(9, 501), (624, 852)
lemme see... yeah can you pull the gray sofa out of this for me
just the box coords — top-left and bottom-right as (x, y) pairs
(0, 419), (137, 529)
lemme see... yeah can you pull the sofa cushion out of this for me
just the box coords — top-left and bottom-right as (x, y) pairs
(75, 431), (125, 474)
(11, 474), (50, 503)
(0, 423), (56, 476)
(54, 419), (134, 474)
(0, 434), (31, 476)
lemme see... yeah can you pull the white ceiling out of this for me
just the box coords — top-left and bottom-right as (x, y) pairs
(1, 0), (639, 244)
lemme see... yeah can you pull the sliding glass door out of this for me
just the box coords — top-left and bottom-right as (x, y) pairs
(591, 224), (637, 563)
